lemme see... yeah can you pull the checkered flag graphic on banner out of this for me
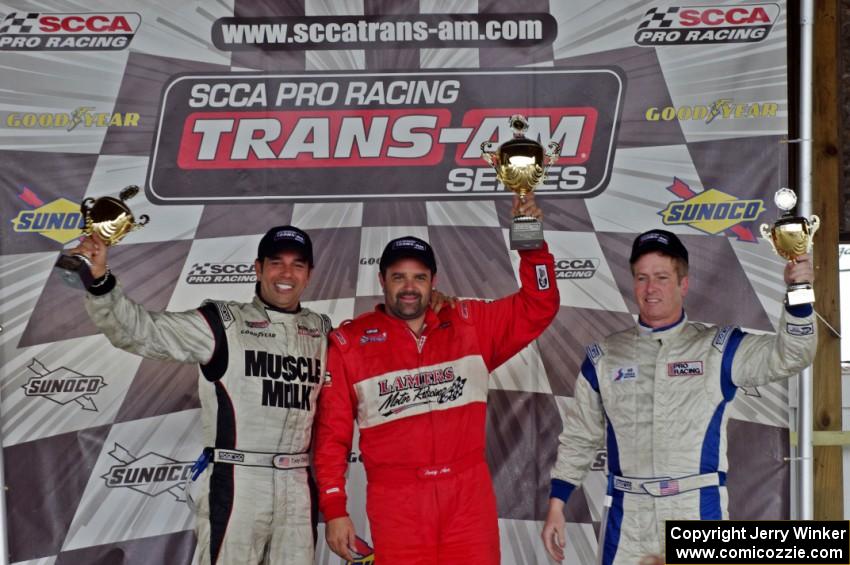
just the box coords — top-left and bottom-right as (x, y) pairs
(637, 6), (679, 29)
(0, 12), (39, 34)
(187, 263), (209, 275)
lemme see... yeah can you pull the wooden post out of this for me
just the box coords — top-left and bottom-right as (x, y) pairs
(812, 0), (843, 520)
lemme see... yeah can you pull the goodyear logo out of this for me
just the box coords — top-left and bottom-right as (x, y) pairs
(658, 178), (764, 241)
(11, 195), (84, 244)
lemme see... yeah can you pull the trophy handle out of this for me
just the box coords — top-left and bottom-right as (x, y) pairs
(135, 214), (150, 229)
(480, 141), (497, 167)
(119, 185), (140, 201)
(758, 223), (779, 255)
(808, 215), (820, 237)
(545, 141), (561, 167)
(80, 197), (95, 216)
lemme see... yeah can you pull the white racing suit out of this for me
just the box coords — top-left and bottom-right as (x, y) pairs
(550, 307), (817, 565)
(86, 280), (329, 565)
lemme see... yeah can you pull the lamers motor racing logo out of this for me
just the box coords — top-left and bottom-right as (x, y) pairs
(635, 4), (779, 46)
(658, 177), (765, 241)
(22, 358), (107, 411)
(147, 69), (624, 203)
(102, 444), (194, 501)
(378, 367), (465, 418)
(0, 12), (141, 51)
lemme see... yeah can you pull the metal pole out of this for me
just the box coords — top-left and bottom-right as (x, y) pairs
(797, 0), (815, 521)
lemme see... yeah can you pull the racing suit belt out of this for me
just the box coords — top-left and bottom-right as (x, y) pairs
(610, 471), (726, 497)
(366, 450), (485, 482)
(211, 448), (310, 470)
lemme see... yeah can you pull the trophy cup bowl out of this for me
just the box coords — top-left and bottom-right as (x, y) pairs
(481, 115), (560, 250)
(55, 185), (149, 288)
(758, 188), (819, 305)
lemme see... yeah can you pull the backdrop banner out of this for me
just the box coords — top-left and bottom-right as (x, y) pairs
(0, 2), (791, 564)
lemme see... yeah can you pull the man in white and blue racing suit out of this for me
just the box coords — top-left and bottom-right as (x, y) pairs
(75, 225), (329, 565)
(541, 229), (818, 565)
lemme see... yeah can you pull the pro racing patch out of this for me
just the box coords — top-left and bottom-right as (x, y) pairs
(786, 322), (814, 336)
(667, 361), (704, 376)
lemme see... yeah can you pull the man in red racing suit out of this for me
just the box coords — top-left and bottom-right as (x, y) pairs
(314, 195), (559, 564)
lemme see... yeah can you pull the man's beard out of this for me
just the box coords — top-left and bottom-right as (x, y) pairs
(386, 290), (428, 320)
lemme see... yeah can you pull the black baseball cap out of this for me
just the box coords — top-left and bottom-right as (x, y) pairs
(379, 236), (437, 274)
(629, 229), (688, 265)
(257, 225), (314, 266)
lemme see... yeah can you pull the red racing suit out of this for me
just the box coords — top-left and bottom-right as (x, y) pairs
(314, 245), (559, 564)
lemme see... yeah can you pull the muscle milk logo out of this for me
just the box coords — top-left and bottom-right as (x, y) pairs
(5, 106), (140, 130)
(22, 358), (106, 411)
(635, 4), (779, 46)
(147, 69), (623, 203)
(377, 367), (464, 417)
(645, 99), (778, 124)
(186, 262), (256, 284)
(244, 350), (320, 410)
(0, 12), (141, 51)
(658, 178), (765, 241)
(102, 444), (194, 501)
(554, 258), (599, 280)
(11, 188), (84, 244)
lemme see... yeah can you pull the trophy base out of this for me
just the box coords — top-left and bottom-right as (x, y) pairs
(510, 217), (543, 250)
(786, 284), (815, 306)
(55, 253), (95, 289)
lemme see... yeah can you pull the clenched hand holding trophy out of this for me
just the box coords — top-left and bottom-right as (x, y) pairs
(481, 114), (560, 250)
(55, 185), (149, 288)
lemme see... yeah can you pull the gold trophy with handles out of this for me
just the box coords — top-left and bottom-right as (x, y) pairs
(55, 185), (150, 288)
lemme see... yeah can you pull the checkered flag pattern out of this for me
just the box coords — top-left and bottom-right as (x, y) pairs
(0, 12), (38, 34)
(0, 1), (793, 564)
(638, 6), (679, 29)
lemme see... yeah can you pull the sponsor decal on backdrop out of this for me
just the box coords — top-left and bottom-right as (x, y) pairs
(645, 99), (779, 124)
(212, 13), (556, 51)
(635, 4), (779, 46)
(4, 107), (140, 130)
(554, 258), (599, 280)
(0, 12), (140, 51)
(22, 359), (107, 411)
(11, 188), (84, 244)
(102, 443), (194, 501)
(186, 262), (256, 284)
(659, 177), (765, 241)
(147, 69), (624, 202)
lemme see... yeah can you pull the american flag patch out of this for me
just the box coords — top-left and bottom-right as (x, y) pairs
(659, 479), (680, 496)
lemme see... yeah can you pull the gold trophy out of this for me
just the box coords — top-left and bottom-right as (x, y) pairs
(759, 187), (819, 305)
(481, 114), (560, 250)
(55, 185), (150, 288)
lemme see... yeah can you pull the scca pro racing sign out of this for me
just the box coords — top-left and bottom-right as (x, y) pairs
(147, 69), (623, 203)
(0, 12), (140, 51)
(635, 4), (779, 46)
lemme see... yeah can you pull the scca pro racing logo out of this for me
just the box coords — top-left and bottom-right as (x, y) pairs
(186, 262), (257, 284)
(11, 188), (84, 244)
(555, 258), (599, 280)
(0, 12), (140, 51)
(635, 4), (779, 46)
(22, 358), (106, 411)
(659, 178), (765, 241)
(102, 444), (194, 502)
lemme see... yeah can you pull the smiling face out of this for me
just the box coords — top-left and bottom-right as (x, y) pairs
(254, 251), (311, 310)
(379, 258), (434, 326)
(632, 251), (688, 328)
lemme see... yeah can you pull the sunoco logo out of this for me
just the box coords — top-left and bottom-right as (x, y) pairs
(635, 4), (779, 46)
(5, 107), (140, 130)
(0, 12), (140, 51)
(22, 358), (106, 411)
(11, 188), (84, 244)
(102, 443), (194, 501)
(658, 178), (765, 241)
(554, 258), (599, 280)
(186, 262), (256, 284)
